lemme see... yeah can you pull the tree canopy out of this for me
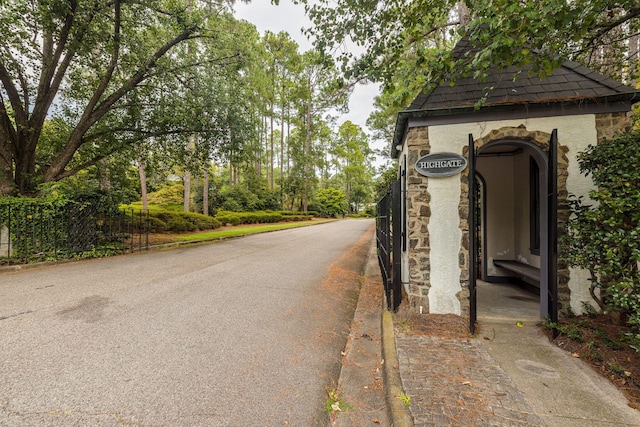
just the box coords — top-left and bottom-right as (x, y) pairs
(301, 0), (640, 108)
(1, 0), (379, 215)
(0, 0), (251, 196)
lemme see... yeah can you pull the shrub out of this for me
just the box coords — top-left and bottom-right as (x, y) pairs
(346, 212), (371, 218)
(563, 130), (640, 349)
(146, 216), (168, 233)
(215, 210), (283, 225)
(165, 216), (197, 232)
(280, 210), (313, 217)
(220, 187), (260, 211)
(312, 188), (348, 217)
(121, 205), (221, 233)
(181, 212), (221, 230)
(214, 186), (283, 212)
(147, 183), (184, 208)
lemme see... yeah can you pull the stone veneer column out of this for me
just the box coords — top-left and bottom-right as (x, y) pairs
(406, 126), (431, 311)
(458, 148), (470, 318)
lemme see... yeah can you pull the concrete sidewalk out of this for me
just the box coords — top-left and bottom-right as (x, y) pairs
(391, 280), (640, 426)
(337, 238), (640, 426)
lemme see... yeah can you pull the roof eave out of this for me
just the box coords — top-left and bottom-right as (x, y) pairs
(390, 91), (640, 158)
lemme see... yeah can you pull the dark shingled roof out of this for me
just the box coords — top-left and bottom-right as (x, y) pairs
(391, 38), (640, 157)
(408, 37), (640, 111)
(408, 60), (639, 111)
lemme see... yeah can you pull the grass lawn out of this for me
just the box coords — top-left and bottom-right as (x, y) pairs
(150, 218), (338, 245)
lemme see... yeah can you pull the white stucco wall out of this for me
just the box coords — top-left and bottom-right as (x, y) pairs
(513, 153), (540, 267)
(427, 175), (462, 314)
(423, 114), (598, 314)
(477, 155), (516, 276)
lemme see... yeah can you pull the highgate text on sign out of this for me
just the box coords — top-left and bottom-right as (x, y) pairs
(415, 152), (468, 177)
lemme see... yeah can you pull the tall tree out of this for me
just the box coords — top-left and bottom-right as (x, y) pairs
(0, 0), (244, 196)
(262, 31), (302, 191)
(292, 51), (349, 211)
(330, 121), (374, 213)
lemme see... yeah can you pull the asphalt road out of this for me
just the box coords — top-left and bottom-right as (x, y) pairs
(0, 219), (375, 426)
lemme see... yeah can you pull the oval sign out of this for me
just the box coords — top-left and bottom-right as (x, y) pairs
(415, 152), (467, 178)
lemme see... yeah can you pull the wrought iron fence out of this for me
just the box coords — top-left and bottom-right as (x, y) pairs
(376, 180), (403, 311)
(0, 200), (149, 265)
(376, 188), (393, 309)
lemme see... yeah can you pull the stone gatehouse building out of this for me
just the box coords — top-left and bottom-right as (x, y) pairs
(391, 41), (640, 329)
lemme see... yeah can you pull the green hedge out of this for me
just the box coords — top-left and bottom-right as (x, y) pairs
(216, 210), (283, 226)
(121, 205), (314, 233)
(346, 212), (372, 218)
(121, 205), (221, 233)
(280, 210), (313, 217)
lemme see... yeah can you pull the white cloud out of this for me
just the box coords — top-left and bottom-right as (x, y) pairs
(234, 0), (313, 51)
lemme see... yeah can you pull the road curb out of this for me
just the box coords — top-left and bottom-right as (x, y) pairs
(381, 309), (415, 426)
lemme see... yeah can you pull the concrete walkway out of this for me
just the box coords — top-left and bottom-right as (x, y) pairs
(388, 280), (640, 426)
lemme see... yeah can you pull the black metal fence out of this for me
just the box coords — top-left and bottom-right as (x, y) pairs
(376, 180), (402, 311)
(0, 200), (149, 265)
(377, 188), (392, 308)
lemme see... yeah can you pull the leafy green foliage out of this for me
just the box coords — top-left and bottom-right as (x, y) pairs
(216, 210), (281, 226)
(120, 203), (220, 233)
(301, 0), (639, 109)
(374, 166), (398, 198)
(563, 130), (640, 349)
(324, 386), (352, 421)
(146, 183), (185, 211)
(311, 188), (348, 217)
(345, 212), (371, 218)
(217, 186), (282, 212)
(541, 318), (584, 342)
(121, 203), (312, 233)
(1, 195), (131, 263)
(0, 0), (258, 196)
(329, 121), (375, 213)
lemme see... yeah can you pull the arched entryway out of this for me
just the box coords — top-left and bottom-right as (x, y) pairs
(468, 127), (560, 332)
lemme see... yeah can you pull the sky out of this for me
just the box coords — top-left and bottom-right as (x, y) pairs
(233, 0), (382, 144)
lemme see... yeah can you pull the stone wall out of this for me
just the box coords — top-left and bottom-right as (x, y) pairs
(595, 112), (633, 143)
(405, 126), (431, 311)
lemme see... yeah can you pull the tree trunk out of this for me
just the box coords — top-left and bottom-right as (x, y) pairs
(629, 32), (639, 86)
(193, 175), (200, 213)
(286, 104), (291, 177)
(203, 169), (209, 216)
(269, 107), (274, 190)
(184, 135), (195, 212)
(98, 158), (111, 190)
(13, 131), (39, 195)
(137, 156), (148, 211)
(0, 150), (16, 196)
(280, 97), (285, 204)
(184, 170), (191, 212)
(457, 1), (471, 27)
(302, 98), (312, 212)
